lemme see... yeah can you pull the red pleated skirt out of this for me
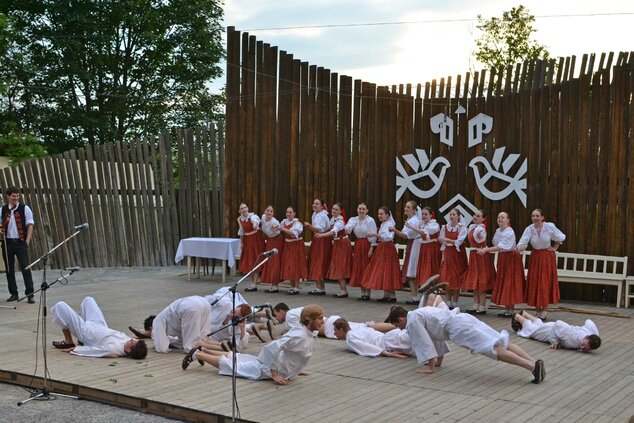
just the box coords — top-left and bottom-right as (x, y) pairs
(280, 240), (308, 281)
(239, 231), (266, 274)
(362, 242), (401, 291)
(326, 237), (353, 280)
(492, 251), (526, 307)
(525, 249), (559, 307)
(260, 234), (285, 284)
(308, 236), (332, 281)
(462, 250), (496, 291)
(416, 242), (442, 286)
(349, 238), (371, 287)
(439, 246), (468, 290)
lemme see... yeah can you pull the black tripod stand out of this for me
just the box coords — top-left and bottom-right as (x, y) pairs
(17, 224), (87, 406)
(209, 250), (275, 422)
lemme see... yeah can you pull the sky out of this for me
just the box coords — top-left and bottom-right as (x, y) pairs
(217, 0), (633, 91)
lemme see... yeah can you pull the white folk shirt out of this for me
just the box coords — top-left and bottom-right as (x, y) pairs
(345, 216), (377, 243)
(206, 289), (250, 350)
(284, 306), (304, 329)
(402, 215), (421, 240)
(261, 215), (281, 237)
(345, 326), (413, 357)
(5, 203), (35, 238)
(323, 315), (367, 339)
(329, 215), (345, 234)
(517, 222), (566, 250)
(237, 213), (261, 236)
(406, 307), (452, 364)
(467, 223), (487, 244)
(257, 324), (317, 380)
(518, 319), (598, 350)
(439, 222), (468, 252)
(420, 219), (440, 243)
(311, 210), (330, 233)
(373, 220), (396, 245)
(152, 296), (211, 353)
(492, 227), (517, 251)
(281, 218), (303, 239)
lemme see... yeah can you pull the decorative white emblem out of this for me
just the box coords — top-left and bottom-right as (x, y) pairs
(439, 194), (479, 226)
(430, 113), (454, 147)
(469, 147), (527, 207)
(468, 113), (493, 148)
(395, 149), (451, 202)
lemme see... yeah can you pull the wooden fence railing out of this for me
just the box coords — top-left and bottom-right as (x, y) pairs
(224, 26), (634, 305)
(0, 125), (224, 269)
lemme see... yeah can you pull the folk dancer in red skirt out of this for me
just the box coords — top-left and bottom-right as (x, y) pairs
(304, 199), (331, 296)
(260, 206), (284, 292)
(437, 208), (468, 309)
(463, 209), (496, 315)
(516, 209), (566, 320)
(279, 206), (308, 295)
(363, 207), (401, 302)
(408, 206), (441, 299)
(238, 203), (266, 292)
(319, 203), (353, 298)
(480, 212), (526, 317)
(344, 203), (377, 301)
(390, 200), (422, 305)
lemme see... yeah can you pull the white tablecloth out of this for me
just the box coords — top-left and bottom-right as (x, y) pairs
(175, 238), (241, 268)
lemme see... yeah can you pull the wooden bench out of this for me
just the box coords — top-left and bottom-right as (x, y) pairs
(625, 276), (634, 308)
(235, 242), (627, 306)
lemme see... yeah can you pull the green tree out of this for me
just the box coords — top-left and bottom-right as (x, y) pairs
(474, 5), (549, 71)
(0, 0), (224, 154)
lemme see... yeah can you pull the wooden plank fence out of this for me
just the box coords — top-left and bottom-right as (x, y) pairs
(224, 26), (634, 304)
(0, 126), (224, 269)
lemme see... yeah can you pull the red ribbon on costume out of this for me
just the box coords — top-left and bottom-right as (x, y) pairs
(322, 203), (328, 212)
(483, 218), (488, 232)
(341, 208), (347, 223)
(431, 211), (436, 219)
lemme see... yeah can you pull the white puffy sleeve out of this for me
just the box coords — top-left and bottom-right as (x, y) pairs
(454, 225), (468, 251)
(544, 222), (566, 243)
(493, 228), (516, 251)
(517, 226), (532, 249)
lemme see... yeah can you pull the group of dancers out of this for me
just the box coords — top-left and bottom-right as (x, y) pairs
(237, 199), (566, 320)
(49, 279), (601, 387)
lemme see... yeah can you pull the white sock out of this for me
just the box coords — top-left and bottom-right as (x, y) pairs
(472, 303), (478, 310)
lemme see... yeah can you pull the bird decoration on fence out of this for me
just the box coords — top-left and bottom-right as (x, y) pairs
(468, 147), (527, 206)
(395, 149), (450, 201)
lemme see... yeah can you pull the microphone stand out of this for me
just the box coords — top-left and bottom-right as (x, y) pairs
(17, 225), (87, 406)
(211, 252), (272, 422)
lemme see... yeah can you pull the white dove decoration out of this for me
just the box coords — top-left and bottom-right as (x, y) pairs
(396, 149), (451, 201)
(468, 147), (528, 206)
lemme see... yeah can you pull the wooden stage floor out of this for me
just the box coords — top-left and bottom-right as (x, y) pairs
(1, 267), (632, 422)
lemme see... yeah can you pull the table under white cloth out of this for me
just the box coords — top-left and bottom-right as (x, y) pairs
(175, 238), (241, 281)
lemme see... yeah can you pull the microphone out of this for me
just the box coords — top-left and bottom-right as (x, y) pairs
(64, 267), (81, 272)
(262, 248), (278, 257)
(73, 223), (89, 231)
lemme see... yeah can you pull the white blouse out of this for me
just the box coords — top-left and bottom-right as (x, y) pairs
(281, 218), (303, 239)
(329, 215), (346, 234)
(517, 222), (566, 250)
(492, 227), (517, 251)
(237, 213), (260, 236)
(402, 215), (421, 240)
(439, 222), (468, 251)
(467, 223), (487, 244)
(345, 216), (377, 238)
(420, 219), (440, 243)
(260, 215), (281, 237)
(373, 220), (396, 244)
(311, 210), (330, 233)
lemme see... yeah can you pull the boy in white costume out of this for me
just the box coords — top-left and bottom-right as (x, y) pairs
(51, 296), (147, 359)
(387, 294), (545, 384)
(513, 311), (601, 352)
(182, 305), (324, 385)
(332, 317), (413, 358)
(143, 295), (211, 353)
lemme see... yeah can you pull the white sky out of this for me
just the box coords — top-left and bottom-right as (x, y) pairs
(216, 0), (633, 90)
